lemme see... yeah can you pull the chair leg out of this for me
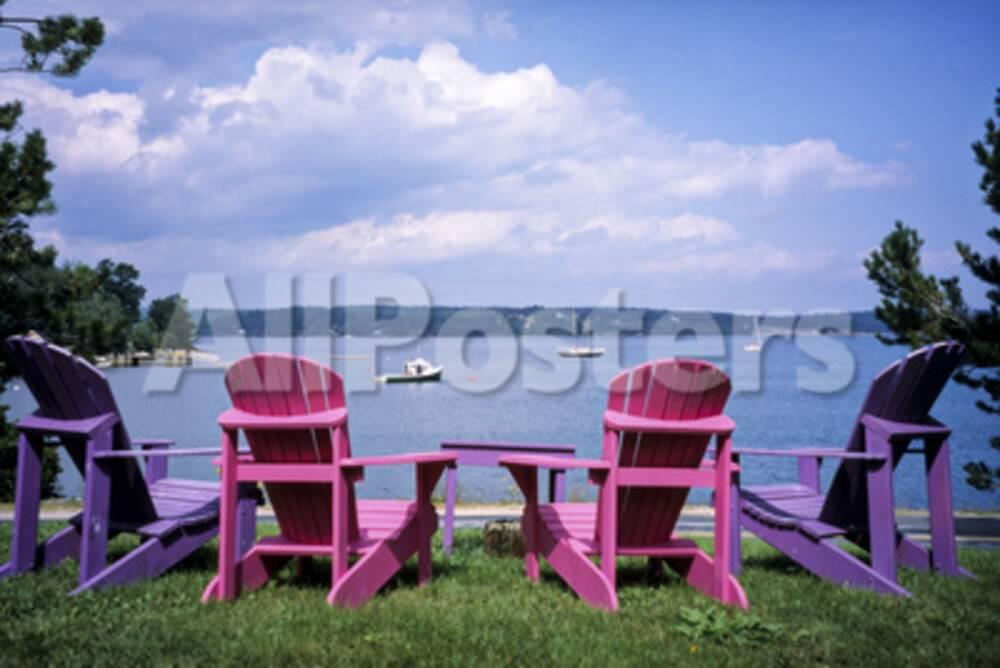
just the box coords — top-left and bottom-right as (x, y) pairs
(521, 469), (540, 582)
(713, 435), (734, 603)
(80, 454), (111, 586)
(865, 434), (898, 587)
(217, 429), (239, 600)
(2, 434), (44, 578)
(79, 430), (112, 585)
(924, 438), (963, 576)
(599, 428), (617, 590)
(598, 470), (616, 589)
(416, 465), (434, 586)
(730, 453), (743, 576)
(442, 466), (458, 556)
(332, 466), (349, 587)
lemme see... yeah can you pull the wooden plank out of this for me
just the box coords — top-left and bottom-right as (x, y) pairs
(149, 484), (220, 502)
(151, 478), (219, 492)
(4, 338), (62, 417)
(23, 340), (83, 419)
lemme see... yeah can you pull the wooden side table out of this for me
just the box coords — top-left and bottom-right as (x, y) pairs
(439, 440), (576, 554)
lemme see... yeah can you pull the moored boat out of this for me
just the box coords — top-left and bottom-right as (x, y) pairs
(558, 309), (605, 358)
(380, 357), (443, 383)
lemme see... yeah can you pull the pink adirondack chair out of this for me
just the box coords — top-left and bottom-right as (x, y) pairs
(501, 359), (747, 611)
(201, 354), (455, 607)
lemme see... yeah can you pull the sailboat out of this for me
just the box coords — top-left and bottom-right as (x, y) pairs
(744, 316), (763, 353)
(558, 309), (605, 358)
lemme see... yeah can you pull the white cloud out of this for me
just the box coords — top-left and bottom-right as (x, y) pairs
(279, 210), (519, 267)
(1, 77), (144, 173)
(637, 243), (836, 277)
(561, 213), (738, 245)
(39, 208), (827, 288)
(12, 39), (904, 297)
(10, 41), (903, 200)
(105, 42), (903, 214)
(271, 211), (741, 269)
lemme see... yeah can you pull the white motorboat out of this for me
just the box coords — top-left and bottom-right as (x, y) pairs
(380, 357), (443, 383)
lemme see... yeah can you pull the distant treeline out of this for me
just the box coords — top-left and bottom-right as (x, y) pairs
(194, 306), (890, 338)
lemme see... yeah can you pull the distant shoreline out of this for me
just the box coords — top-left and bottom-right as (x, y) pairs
(187, 305), (890, 338)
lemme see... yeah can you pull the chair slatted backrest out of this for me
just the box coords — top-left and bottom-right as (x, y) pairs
(225, 354), (353, 545)
(820, 341), (964, 527)
(605, 359), (732, 547)
(3, 335), (156, 522)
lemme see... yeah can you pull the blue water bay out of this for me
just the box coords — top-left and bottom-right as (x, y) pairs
(2, 335), (995, 510)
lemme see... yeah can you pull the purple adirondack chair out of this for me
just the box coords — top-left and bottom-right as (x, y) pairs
(501, 359), (748, 611)
(732, 341), (972, 595)
(0, 335), (257, 595)
(201, 354), (455, 607)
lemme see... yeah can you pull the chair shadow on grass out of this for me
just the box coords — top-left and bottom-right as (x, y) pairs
(740, 552), (810, 576)
(88, 517), (478, 600)
(161, 530), (473, 599)
(270, 554), (465, 597)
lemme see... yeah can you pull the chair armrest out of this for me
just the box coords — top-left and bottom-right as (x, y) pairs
(440, 440), (576, 455)
(500, 456), (609, 503)
(604, 410), (735, 436)
(499, 455), (609, 471)
(733, 447), (887, 461)
(92, 448), (224, 459)
(218, 407), (347, 431)
(340, 452), (457, 469)
(860, 414), (951, 440)
(17, 412), (119, 437)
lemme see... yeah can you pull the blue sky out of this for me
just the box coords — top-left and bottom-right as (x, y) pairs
(3, 1), (998, 310)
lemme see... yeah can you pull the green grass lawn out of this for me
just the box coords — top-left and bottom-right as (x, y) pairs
(1, 523), (998, 666)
